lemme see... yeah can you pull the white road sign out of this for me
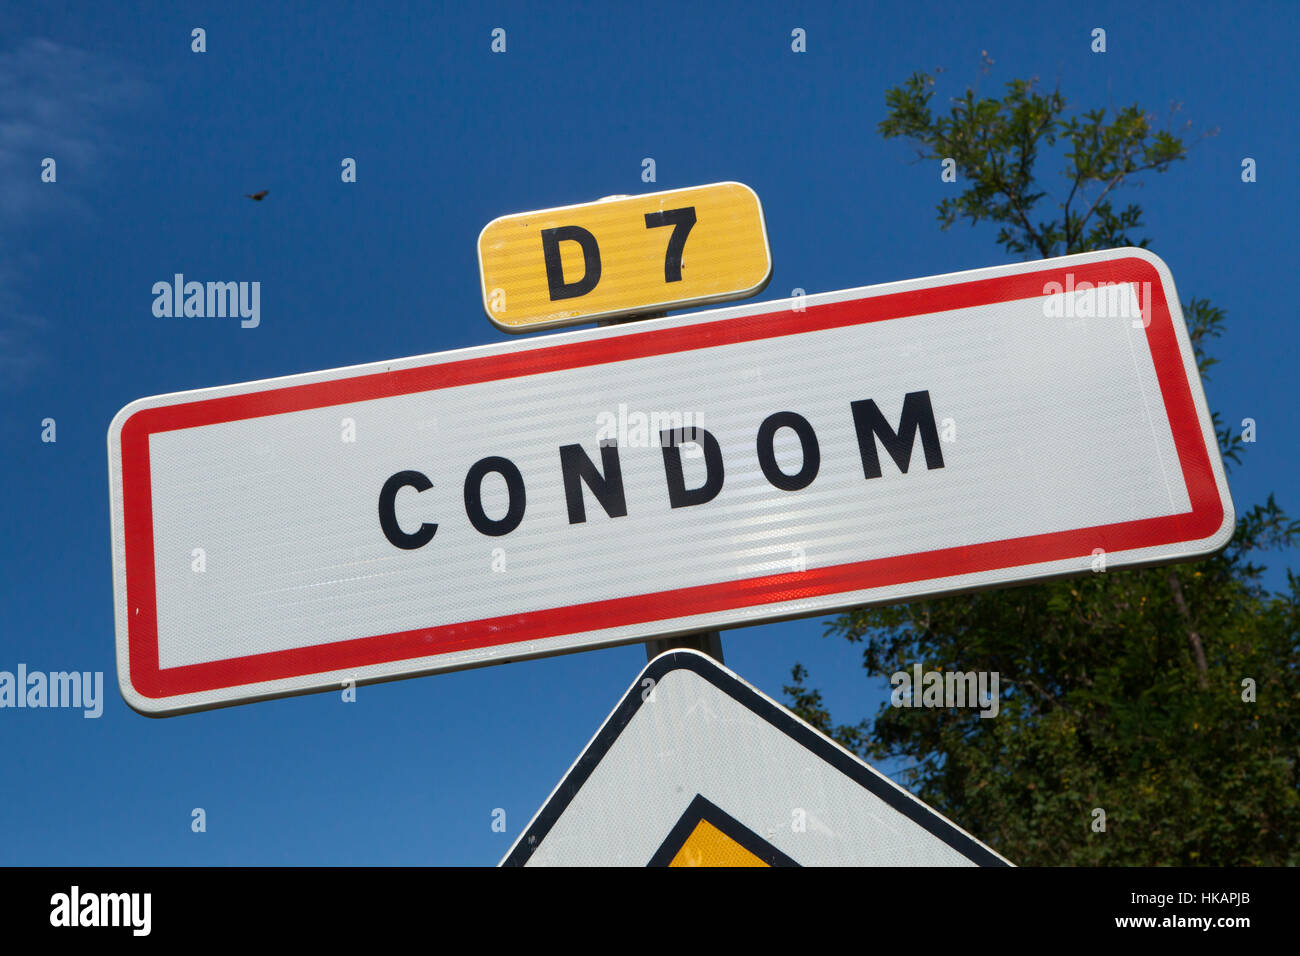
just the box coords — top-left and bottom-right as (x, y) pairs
(108, 247), (1233, 715)
(502, 650), (1012, 866)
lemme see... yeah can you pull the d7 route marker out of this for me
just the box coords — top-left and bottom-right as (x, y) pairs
(107, 247), (1232, 715)
(477, 182), (772, 331)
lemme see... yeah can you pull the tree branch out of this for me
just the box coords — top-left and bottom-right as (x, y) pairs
(1167, 570), (1210, 689)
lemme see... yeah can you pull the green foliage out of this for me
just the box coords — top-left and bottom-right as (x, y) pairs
(879, 71), (1202, 259)
(786, 71), (1298, 866)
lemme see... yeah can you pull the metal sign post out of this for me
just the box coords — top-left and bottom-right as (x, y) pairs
(598, 306), (723, 663)
(487, 184), (777, 662)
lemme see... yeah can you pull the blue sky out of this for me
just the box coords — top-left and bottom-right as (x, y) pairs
(1, 0), (1296, 864)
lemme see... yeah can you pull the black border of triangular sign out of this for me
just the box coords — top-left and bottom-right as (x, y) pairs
(647, 793), (801, 867)
(501, 650), (1011, 867)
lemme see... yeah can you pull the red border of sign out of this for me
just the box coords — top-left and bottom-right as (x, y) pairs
(118, 257), (1223, 698)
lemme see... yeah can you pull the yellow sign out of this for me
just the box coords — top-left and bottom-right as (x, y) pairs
(651, 794), (798, 867)
(477, 182), (772, 332)
(669, 819), (771, 868)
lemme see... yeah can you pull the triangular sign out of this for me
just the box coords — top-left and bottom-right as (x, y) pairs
(502, 650), (1012, 866)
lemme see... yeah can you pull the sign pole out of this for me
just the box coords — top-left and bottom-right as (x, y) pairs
(481, 184), (769, 663)
(597, 306), (725, 664)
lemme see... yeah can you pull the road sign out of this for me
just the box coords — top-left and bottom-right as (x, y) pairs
(502, 650), (1011, 865)
(477, 182), (772, 331)
(108, 247), (1232, 715)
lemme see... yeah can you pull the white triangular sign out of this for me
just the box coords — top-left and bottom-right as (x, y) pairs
(502, 650), (1012, 866)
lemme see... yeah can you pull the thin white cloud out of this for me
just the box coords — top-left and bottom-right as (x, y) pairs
(0, 38), (146, 387)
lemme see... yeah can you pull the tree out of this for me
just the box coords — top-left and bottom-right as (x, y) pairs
(784, 69), (1300, 866)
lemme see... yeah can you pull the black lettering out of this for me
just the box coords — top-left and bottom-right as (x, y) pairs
(541, 225), (602, 300)
(559, 443), (627, 523)
(379, 470), (437, 550)
(850, 390), (945, 479)
(660, 428), (724, 507)
(463, 456), (526, 536)
(644, 206), (697, 283)
(756, 412), (821, 491)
